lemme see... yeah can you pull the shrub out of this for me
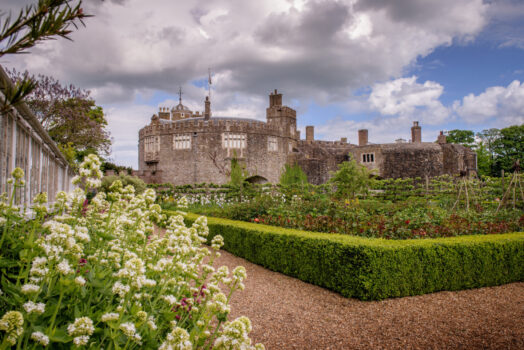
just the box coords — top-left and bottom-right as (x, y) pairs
(101, 174), (146, 194)
(168, 211), (524, 301)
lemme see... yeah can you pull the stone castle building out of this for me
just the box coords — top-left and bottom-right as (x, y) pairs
(137, 90), (476, 185)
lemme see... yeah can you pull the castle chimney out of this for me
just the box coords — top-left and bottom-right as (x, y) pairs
(341, 137), (347, 143)
(269, 89), (283, 107)
(437, 130), (447, 144)
(411, 121), (421, 143)
(358, 129), (368, 146)
(306, 126), (314, 142)
(204, 96), (211, 120)
(158, 107), (170, 120)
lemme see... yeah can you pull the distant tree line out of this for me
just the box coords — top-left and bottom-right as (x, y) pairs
(446, 125), (523, 176)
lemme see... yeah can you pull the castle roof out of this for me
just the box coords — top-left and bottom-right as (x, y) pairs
(158, 116), (266, 124)
(173, 103), (191, 112)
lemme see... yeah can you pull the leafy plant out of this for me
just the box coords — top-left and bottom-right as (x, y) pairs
(0, 156), (264, 349)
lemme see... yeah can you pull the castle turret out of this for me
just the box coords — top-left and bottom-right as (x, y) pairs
(411, 121), (421, 143)
(266, 89), (297, 137)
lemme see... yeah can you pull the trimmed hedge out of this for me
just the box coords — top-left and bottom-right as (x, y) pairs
(165, 211), (524, 300)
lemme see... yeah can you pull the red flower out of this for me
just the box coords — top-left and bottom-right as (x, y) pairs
(405, 220), (410, 225)
(254, 218), (260, 223)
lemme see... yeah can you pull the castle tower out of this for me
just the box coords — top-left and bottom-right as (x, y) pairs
(266, 89), (297, 143)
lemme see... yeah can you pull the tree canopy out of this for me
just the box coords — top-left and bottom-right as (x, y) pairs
(446, 129), (475, 148)
(445, 126), (523, 176)
(8, 69), (111, 166)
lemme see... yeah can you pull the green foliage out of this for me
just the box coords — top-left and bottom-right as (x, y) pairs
(492, 124), (524, 175)
(229, 156), (247, 187)
(280, 163), (308, 186)
(100, 174), (146, 194)
(446, 129), (475, 148)
(476, 142), (492, 177)
(329, 157), (372, 200)
(101, 161), (132, 175)
(172, 211), (524, 301)
(57, 142), (77, 168)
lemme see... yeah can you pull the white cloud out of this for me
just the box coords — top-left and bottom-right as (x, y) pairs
(454, 80), (524, 125)
(2, 0), (489, 102)
(368, 76), (450, 124)
(0, 0), (493, 167)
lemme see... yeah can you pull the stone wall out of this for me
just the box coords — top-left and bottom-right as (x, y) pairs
(380, 143), (444, 178)
(138, 117), (291, 185)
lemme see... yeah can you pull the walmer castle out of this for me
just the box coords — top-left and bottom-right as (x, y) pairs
(137, 90), (476, 185)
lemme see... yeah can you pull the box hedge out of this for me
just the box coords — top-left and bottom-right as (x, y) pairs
(165, 211), (524, 300)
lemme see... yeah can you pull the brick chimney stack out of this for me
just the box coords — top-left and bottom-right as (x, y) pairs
(306, 126), (314, 142)
(411, 121), (421, 143)
(204, 96), (211, 120)
(358, 129), (368, 146)
(437, 130), (447, 144)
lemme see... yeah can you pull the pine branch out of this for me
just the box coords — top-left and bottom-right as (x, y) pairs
(0, 0), (90, 57)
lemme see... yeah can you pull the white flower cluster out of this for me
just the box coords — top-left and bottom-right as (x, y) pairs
(119, 322), (142, 344)
(31, 331), (49, 346)
(0, 154), (261, 349)
(0, 311), (24, 345)
(159, 327), (192, 350)
(67, 317), (94, 346)
(22, 301), (45, 315)
(73, 154), (103, 189)
(101, 313), (119, 322)
(213, 316), (265, 350)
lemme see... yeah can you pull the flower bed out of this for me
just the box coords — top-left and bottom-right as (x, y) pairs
(167, 211), (524, 301)
(0, 156), (263, 349)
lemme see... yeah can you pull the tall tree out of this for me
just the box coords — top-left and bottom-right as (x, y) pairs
(8, 69), (111, 165)
(446, 129), (475, 148)
(476, 128), (501, 176)
(492, 124), (524, 175)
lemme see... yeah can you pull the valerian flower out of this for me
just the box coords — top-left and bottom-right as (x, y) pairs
(31, 331), (49, 346)
(0, 311), (24, 345)
(159, 327), (192, 350)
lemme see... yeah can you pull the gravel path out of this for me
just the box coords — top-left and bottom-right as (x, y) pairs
(215, 250), (524, 350)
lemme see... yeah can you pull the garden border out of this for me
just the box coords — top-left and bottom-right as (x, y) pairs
(166, 210), (524, 300)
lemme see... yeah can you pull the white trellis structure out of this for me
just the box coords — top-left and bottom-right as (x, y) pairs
(0, 66), (76, 206)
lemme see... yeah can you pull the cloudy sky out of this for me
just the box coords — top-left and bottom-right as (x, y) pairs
(2, 0), (524, 168)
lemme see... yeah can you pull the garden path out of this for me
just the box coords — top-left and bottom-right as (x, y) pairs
(216, 250), (524, 350)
